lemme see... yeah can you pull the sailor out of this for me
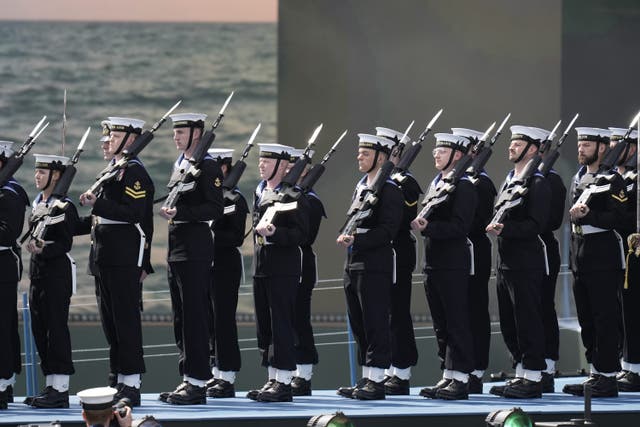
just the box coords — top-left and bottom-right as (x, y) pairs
(528, 126), (567, 393)
(563, 127), (627, 397)
(80, 117), (155, 406)
(375, 126), (422, 395)
(0, 141), (29, 410)
(77, 386), (131, 427)
(336, 134), (403, 400)
(23, 154), (78, 408)
(451, 127), (497, 394)
(74, 120), (126, 388)
(487, 126), (551, 399)
(205, 148), (248, 398)
(247, 143), (309, 402)
(158, 113), (224, 405)
(412, 133), (477, 400)
(610, 126), (640, 392)
(286, 148), (326, 397)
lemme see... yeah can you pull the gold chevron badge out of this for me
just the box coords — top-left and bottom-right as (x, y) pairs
(125, 186), (147, 199)
(611, 190), (628, 202)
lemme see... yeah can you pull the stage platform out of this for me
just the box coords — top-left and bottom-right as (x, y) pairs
(2, 377), (639, 427)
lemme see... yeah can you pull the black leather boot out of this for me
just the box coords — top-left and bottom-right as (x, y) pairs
(618, 371), (640, 392)
(502, 378), (542, 399)
(115, 383), (141, 407)
(247, 379), (275, 400)
(489, 378), (521, 396)
(467, 374), (483, 394)
(291, 376), (312, 396)
(420, 378), (451, 398)
(207, 379), (235, 398)
(541, 372), (555, 393)
(337, 377), (367, 399)
(166, 382), (206, 405)
(353, 379), (385, 400)
(258, 381), (292, 402)
(384, 375), (410, 395)
(435, 379), (469, 400)
(30, 386), (70, 408)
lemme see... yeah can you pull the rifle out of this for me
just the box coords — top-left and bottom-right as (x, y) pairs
(298, 129), (347, 192)
(339, 160), (394, 236)
(416, 133), (484, 220)
(0, 116), (50, 188)
(162, 93), (234, 209)
(539, 113), (579, 176)
(254, 124), (324, 229)
(467, 113), (511, 178)
(21, 127), (91, 246)
(390, 108), (443, 183)
(490, 121), (569, 225)
(571, 112), (640, 209)
(257, 123), (324, 208)
(84, 100), (181, 200)
(222, 123), (261, 202)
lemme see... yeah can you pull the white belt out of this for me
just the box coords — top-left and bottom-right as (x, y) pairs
(572, 224), (609, 235)
(95, 216), (129, 225)
(538, 235), (550, 275)
(355, 228), (370, 234)
(96, 217), (145, 267)
(467, 238), (475, 276)
(172, 220), (208, 224)
(0, 246), (10, 251)
(66, 253), (77, 294)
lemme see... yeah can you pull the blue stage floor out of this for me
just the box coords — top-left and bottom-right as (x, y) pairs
(2, 377), (639, 426)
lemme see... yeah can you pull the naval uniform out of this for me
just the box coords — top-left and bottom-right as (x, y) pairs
(389, 172), (421, 371)
(570, 167), (627, 373)
(253, 182), (309, 371)
(468, 171), (497, 373)
(421, 174), (476, 374)
(294, 189), (326, 367)
(167, 153), (223, 381)
(343, 176), (403, 369)
(0, 178), (28, 382)
(495, 170), (550, 372)
(618, 168), (640, 367)
(540, 169), (566, 365)
(91, 157), (154, 377)
(208, 187), (248, 373)
(28, 194), (78, 378)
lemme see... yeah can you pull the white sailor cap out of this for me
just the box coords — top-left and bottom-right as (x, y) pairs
(258, 143), (293, 160)
(357, 134), (395, 154)
(33, 154), (69, 170)
(375, 127), (411, 145)
(609, 127), (638, 143)
(289, 148), (315, 162)
(575, 127), (611, 143)
(0, 140), (15, 158)
(207, 148), (234, 162)
(434, 133), (472, 154)
(108, 117), (145, 135)
(77, 387), (118, 410)
(100, 120), (111, 142)
(170, 113), (207, 129)
(528, 126), (556, 141)
(510, 125), (546, 146)
(451, 128), (484, 144)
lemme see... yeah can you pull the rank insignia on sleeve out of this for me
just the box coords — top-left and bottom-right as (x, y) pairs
(612, 190), (628, 202)
(134, 181), (141, 191)
(214, 177), (221, 187)
(405, 200), (418, 207)
(125, 186), (147, 199)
